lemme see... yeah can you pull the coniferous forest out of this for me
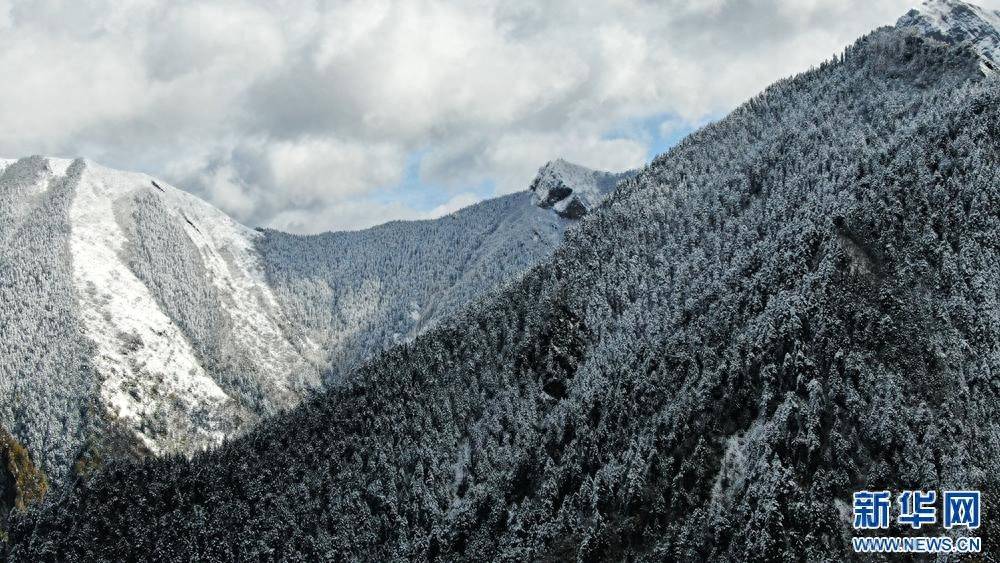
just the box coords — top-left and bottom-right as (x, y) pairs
(6, 26), (1000, 561)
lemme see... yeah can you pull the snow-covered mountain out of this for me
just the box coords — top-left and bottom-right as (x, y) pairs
(0, 156), (318, 476)
(897, 0), (1000, 71)
(0, 155), (630, 480)
(12, 10), (1000, 559)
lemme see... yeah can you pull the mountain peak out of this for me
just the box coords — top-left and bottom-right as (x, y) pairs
(528, 159), (637, 219)
(897, 0), (1000, 71)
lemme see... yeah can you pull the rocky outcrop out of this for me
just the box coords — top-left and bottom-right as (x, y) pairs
(528, 159), (637, 219)
(897, 0), (1000, 72)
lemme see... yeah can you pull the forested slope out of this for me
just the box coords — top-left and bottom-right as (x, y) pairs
(8, 27), (1000, 561)
(0, 158), (95, 483)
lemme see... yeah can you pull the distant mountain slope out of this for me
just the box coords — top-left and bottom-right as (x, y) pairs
(257, 160), (634, 384)
(10, 22), (998, 561)
(258, 192), (567, 384)
(0, 157), (321, 479)
(0, 155), (627, 481)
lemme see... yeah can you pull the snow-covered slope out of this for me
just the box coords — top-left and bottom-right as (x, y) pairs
(67, 159), (323, 456)
(529, 159), (637, 219)
(898, 0), (1000, 72)
(0, 154), (625, 479)
(0, 157), (322, 469)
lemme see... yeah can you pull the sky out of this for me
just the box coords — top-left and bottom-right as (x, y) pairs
(1, 0), (998, 234)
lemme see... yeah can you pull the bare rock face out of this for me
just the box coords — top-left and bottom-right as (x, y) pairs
(529, 159), (637, 219)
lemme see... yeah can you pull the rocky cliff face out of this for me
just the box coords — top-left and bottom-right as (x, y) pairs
(897, 0), (1000, 72)
(529, 159), (637, 219)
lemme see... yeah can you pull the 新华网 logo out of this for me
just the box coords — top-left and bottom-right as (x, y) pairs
(850, 490), (982, 554)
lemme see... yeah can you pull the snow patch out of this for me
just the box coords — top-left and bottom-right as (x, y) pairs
(148, 174), (324, 399)
(68, 160), (234, 454)
(62, 158), (323, 455)
(46, 157), (74, 177)
(710, 432), (750, 504)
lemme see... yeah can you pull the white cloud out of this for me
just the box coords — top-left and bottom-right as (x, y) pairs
(267, 138), (405, 205)
(200, 163), (258, 219)
(142, 3), (287, 81)
(0, 28), (148, 152)
(267, 198), (428, 234)
(459, 130), (648, 195)
(425, 192), (482, 219)
(2, 0), (995, 232)
(0, 1), (12, 29)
